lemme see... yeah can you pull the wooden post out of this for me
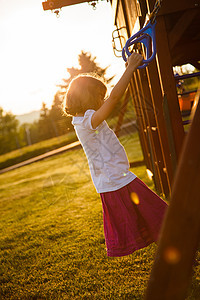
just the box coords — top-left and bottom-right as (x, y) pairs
(129, 78), (152, 172)
(144, 97), (200, 299)
(138, 67), (171, 196)
(132, 71), (163, 193)
(155, 16), (185, 161)
(112, 0), (153, 178)
(136, 68), (167, 195)
(147, 60), (174, 191)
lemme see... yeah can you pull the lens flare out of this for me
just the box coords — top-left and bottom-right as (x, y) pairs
(146, 169), (153, 180)
(131, 192), (140, 205)
(164, 246), (181, 264)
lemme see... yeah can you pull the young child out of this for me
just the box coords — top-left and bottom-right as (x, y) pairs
(63, 52), (168, 257)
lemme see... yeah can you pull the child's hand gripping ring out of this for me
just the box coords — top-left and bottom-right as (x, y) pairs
(122, 21), (157, 69)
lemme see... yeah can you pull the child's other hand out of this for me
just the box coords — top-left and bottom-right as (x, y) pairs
(126, 52), (143, 70)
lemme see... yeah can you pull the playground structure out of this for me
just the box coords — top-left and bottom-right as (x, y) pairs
(42, 0), (200, 298)
(42, 0), (200, 198)
(111, 0), (200, 198)
(110, 2), (200, 298)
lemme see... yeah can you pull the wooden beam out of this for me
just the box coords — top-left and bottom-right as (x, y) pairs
(162, 94), (177, 172)
(146, 60), (174, 191)
(171, 39), (200, 66)
(129, 78), (153, 173)
(145, 91), (200, 300)
(169, 9), (199, 50)
(112, 1), (153, 175)
(42, 0), (93, 10)
(138, 68), (169, 195)
(155, 16), (185, 160)
(146, 0), (200, 16)
(124, 0), (140, 34)
(114, 0), (130, 38)
(132, 70), (164, 194)
(111, 0), (119, 26)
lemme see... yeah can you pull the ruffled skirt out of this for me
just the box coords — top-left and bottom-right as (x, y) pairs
(100, 178), (168, 257)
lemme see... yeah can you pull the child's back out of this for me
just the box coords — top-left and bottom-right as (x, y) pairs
(72, 109), (136, 193)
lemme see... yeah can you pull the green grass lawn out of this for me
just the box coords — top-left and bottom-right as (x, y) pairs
(0, 133), (199, 299)
(0, 131), (77, 170)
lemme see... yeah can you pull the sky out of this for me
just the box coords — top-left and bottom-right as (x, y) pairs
(0, 0), (125, 115)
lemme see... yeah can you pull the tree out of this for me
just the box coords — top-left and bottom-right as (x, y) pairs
(48, 50), (115, 136)
(23, 51), (115, 145)
(37, 103), (55, 141)
(49, 92), (73, 136)
(60, 50), (114, 89)
(0, 107), (19, 154)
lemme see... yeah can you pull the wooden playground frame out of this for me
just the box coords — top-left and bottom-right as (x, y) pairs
(112, 2), (200, 298)
(42, 0), (200, 298)
(111, 0), (200, 197)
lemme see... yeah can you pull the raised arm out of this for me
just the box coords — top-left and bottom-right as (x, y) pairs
(91, 52), (143, 129)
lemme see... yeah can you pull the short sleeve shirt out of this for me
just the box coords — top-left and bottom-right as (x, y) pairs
(72, 110), (136, 193)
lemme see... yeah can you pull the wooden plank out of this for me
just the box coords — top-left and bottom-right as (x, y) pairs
(145, 93), (200, 300)
(114, 0), (155, 175)
(114, 0), (130, 38)
(171, 39), (200, 66)
(146, 60), (174, 191)
(42, 0), (93, 10)
(161, 0), (200, 15)
(113, 0), (143, 31)
(146, 0), (200, 16)
(162, 94), (177, 172)
(111, 0), (118, 25)
(145, 0), (154, 14)
(155, 16), (185, 160)
(137, 68), (168, 195)
(137, 0), (148, 27)
(114, 0), (172, 194)
(139, 65), (171, 196)
(133, 71), (163, 194)
(124, 0), (140, 33)
(169, 9), (199, 50)
(119, 0), (131, 37)
(138, 0), (148, 17)
(129, 79), (153, 173)
(112, 0), (152, 174)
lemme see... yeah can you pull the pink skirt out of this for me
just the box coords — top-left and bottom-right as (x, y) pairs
(100, 178), (168, 257)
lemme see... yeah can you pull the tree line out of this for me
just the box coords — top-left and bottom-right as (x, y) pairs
(0, 51), (113, 155)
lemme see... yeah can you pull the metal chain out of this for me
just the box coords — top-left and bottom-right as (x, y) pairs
(149, 0), (163, 23)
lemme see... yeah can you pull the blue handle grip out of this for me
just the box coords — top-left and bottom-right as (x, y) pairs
(122, 21), (157, 69)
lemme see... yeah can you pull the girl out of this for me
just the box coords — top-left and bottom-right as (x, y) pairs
(63, 52), (168, 257)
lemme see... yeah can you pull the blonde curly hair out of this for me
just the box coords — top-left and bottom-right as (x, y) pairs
(63, 74), (107, 116)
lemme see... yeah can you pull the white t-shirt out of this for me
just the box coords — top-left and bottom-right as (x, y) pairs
(72, 109), (136, 193)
